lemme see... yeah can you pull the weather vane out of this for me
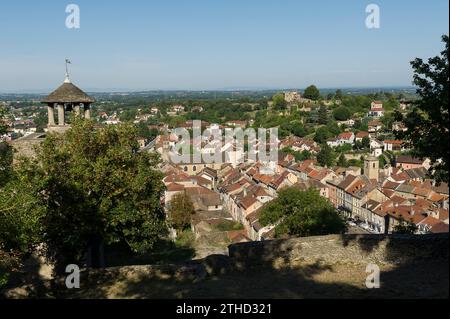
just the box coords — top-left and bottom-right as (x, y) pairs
(65, 59), (72, 83)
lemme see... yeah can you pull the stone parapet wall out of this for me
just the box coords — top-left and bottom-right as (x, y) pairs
(228, 234), (449, 268)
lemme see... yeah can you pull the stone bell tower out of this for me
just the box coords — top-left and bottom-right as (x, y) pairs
(41, 61), (95, 133)
(364, 156), (379, 182)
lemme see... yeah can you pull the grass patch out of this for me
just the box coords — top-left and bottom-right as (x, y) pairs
(175, 229), (195, 248)
(214, 220), (244, 232)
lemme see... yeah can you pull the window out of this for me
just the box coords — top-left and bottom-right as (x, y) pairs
(193, 166), (197, 172)
(184, 166), (188, 172)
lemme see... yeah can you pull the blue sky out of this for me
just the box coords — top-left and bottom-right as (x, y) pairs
(0, 0), (448, 92)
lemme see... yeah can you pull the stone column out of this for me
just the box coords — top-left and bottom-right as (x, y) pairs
(47, 104), (55, 126)
(84, 104), (91, 120)
(74, 104), (81, 118)
(58, 104), (65, 126)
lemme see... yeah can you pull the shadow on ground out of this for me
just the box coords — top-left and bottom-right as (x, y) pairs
(59, 234), (449, 299)
(2, 234), (448, 299)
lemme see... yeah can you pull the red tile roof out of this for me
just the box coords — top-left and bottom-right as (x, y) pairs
(166, 183), (185, 192)
(338, 132), (354, 140)
(355, 131), (369, 139)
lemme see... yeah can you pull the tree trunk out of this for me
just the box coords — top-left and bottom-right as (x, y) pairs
(87, 238), (105, 268)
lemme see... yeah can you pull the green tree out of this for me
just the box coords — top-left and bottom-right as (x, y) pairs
(337, 153), (348, 167)
(326, 121), (341, 136)
(335, 89), (343, 100)
(11, 119), (167, 272)
(314, 126), (331, 144)
(259, 188), (346, 238)
(333, 106), (351, 121)
(380, 112), (395, 130)
(0, 107), (13, 186)
(136, 122), (158, 141)
(272, 93), (287, 110)
(318, 105), (328, 125)
(354, 118), (369, 131)
(33, 112), (48, 133)
(119, 109), (138, 122)
(361, 136), (370, 149)
(303, 85), (321, 101)
(317, 143), (335, 167)
(379, 155), (387, 168)
(168, 193), (195, 231)
(0, 176), (44, 254)
(397, 35), (449, 182)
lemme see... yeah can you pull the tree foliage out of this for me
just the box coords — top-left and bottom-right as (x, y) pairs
(303, 85), (321, 101)
(337, 153), (348, 167)
(314, 126), (332, 144)
(317, 143), (335, 167)
(318, 105), (329, 125)
(393, 218), (418, 235)
(0, 107), (13, 186)
(272, 93), (287, 110)
(259, 188), (346, 238)
(8, 119), (167, 270)
(396, 35), (449, 183)
(0, 175), (44, 254)
(333, 106), (352, 121)
(168, 193), (195, 231)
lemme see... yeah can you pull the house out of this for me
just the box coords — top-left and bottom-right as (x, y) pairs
(355, 131), (369, 142)
(361, 200), (385, 233)
(368, 119), (382, 134)
(399, 99), (413, 111)
(392, 121), (407, 132)
(187, 188), (223, 212)
(337, 132), (355, 145)
(164, 183), (185, 205)
(384, 140), (404, 152)
(417, 216), (449, 234)
(268, 171), (294, 192)
(370, 139), (384, 157)
(326, 178), (342, 208)
(326, 137), (340, 148)
(369, 101), (385, 117)
(191, 106), (204, 113)
(137, 137), (146, 148)
(284, 91), (302, 103)
(177, 161), (223, 176)
(336, 175), (358, 213)
(225, 120), (247, 128)
(337, 119), (355, 127)
(238, 195), (263, 224)
(172, 105), (185, 113)
(396, 155), (429, 170)
(295, 179), (329, 198)
(280, 137), (320, 154)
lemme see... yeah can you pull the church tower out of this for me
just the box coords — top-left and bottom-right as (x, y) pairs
(364, 156), (379, 181)
(41, 61), (95, 133)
